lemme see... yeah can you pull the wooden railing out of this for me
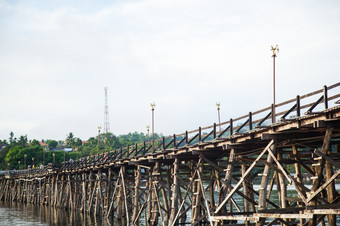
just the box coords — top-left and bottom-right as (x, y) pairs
(6, 82), (340, 175)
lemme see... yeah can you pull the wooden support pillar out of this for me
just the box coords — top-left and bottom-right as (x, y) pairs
(225, 149), (235, 214)
(132, 165), (141, 223)
(82, 172), (87, 214)
(146, 167), (153, 224)
(325, 140), (336, 226)
(293, 145), (304, 226)
(151, 162), (160, 225)
(95, 170), (102, 215)
(277, 148), (287, 209)
(169, 158), (179, 225)
(257, 141), (276, 225)
(117, 169), (124, 220)
(192, 159), (203, 225)
(87, 170), (94, 212)
(241, 164), (250, 226)
(209, 170), (216, 211)
(309, 126), (333, 226)
(104, 168), (111, 216)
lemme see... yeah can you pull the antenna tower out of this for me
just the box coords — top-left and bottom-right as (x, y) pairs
(104, 87), (110, 134)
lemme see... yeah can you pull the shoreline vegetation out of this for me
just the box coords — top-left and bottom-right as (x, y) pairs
(0, 131), (161, 170)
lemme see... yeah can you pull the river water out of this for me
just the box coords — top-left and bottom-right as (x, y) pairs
(0, 201), (114, 226)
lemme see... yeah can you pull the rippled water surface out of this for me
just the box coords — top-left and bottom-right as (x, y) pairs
(0, 202), (116, 226)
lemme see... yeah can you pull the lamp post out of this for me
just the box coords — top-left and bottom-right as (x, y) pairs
(271, 45), (279, 123)
(32, 157), (35, 168)
(43, 146), (46, 165)
(18, 161), (21, 170)
(24, 154), (27, 169)
(150, 103), (155, 152)
(216, 102), (221, 132)
(97, 126), (101, 155)
(64, 140), (66, 165)
(52, 152), (55, 164)
(146, 125), (150, 145)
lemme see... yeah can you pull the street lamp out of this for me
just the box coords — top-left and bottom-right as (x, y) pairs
(18, 161), (21, 170)
(43, 146), (47, 165)
(271, 45), (279, 123)
(32, 157), (35, 168)
(98, 126), (102, 155)
(216, 102), (221, 132)
(64, 140), (66, 165)
(52, 152), (55, 164)
(24, 154), (27, 169)
(146, 125), (150, 145)
(150, 103), (155, 152)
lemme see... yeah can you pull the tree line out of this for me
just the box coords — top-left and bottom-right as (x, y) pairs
(0, 131), (161, 170)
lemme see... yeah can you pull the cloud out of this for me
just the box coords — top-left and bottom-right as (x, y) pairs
(0, 0), (339, 141)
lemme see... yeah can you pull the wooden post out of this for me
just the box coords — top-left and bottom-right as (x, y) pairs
(257, 141), (276, 225)
(241, 164), (250, 226)
(225, 149), (235, 214)
(209, 170), (215, 210)
(146, 167), (152, 224)
(326, 138), (336, 226)
(309, 126), (333, 226)
(192, 159), (202, 225)
(151, 162), (160, 225)
(293, 145), (304, 225)
(132, 165), (141, 223)
(82, 172), (87, 214)
(169, 158), (179, 225)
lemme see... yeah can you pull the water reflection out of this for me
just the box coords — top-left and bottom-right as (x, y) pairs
(0, 202), (129, 226)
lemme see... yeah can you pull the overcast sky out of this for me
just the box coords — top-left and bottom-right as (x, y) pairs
(0, 0), (339, 141)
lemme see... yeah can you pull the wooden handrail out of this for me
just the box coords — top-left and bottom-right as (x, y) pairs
(29, 82), (338, 172)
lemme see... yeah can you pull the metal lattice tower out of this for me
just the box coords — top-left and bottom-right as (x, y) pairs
(104, 87), (110, 134)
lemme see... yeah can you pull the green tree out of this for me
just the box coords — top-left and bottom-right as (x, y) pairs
(9, 131), (14, 144)
(47, 140), (58, 149)
(30, 139), (40, 147)
(5, 146), (24, 169)
(66, 132), (75, 148)
(18, 135), (28, 147)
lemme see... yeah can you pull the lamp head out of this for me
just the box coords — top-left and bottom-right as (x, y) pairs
(150, 102), (156, 110)
(271, 45), (279, 56)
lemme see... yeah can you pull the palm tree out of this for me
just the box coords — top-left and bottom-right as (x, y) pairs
(66, 132), (75, 148)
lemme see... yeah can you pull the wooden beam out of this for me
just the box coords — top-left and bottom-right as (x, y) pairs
(313, 149), (340, 169)
(307, 169), (340, 203)
(214, 140), (274, 214)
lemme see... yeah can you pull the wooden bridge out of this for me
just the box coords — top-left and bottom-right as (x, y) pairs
(1, 82), (340, 226)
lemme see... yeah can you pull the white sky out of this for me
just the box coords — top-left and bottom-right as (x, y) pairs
(0, 0), (339, 141)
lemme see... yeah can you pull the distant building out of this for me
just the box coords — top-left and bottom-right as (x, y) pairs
(39, 141), (47, 147)
(0, 144), (6, 151)
(63, 148), (73, 152)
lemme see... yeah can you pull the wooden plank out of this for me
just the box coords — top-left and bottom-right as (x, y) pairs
(308, 209), (340, 215)
(254, 213), (313, 219)
(210, 215), (259, 222)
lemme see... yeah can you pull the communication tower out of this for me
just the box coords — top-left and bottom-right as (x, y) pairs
(104, 87), (110, 134)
